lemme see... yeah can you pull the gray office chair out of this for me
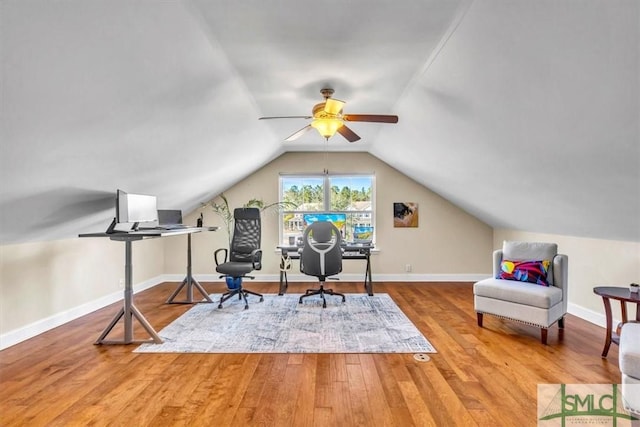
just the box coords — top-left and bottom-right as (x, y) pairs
(214, 208), (264, 309)
(299, 221), (344, 308)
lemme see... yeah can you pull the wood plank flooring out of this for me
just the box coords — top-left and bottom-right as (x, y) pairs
(0, 282), (621, 426)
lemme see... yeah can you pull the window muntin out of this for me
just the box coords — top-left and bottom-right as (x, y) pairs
(279, 174), (374, 245)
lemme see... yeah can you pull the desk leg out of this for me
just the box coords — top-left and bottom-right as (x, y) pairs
(166, 233), (213, 304)
(279, 270), (288, 296)
(601, 296), (613, 358)
(95, 241), (163, 345)
(364, 253), (373, 296)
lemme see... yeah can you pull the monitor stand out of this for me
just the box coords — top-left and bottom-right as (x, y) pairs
(105, 218), (117, 234)
(105, 219), (139, 234)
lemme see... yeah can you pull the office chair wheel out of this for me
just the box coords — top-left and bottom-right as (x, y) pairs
(244, 304), (249, 310)
(218, 304), (223, 309)
(259, 296), (264, 302)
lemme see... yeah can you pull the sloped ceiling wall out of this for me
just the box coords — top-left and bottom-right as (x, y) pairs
(1, 0), (638, 245)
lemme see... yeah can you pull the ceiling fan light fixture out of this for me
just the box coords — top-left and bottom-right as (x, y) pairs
(324, 98), (345, 115)
(259, 88), (398, 142)
(311, 118), (343, 139)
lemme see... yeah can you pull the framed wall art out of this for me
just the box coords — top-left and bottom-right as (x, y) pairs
(393, 202), (419, 227)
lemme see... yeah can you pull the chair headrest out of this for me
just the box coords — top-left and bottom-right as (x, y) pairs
(307, 221), (337, 243)
(234, 207), (260, 220)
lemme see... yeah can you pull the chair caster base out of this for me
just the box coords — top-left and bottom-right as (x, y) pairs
(298, 285), (345, 309)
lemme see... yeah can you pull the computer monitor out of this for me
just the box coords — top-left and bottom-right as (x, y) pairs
(157, 209), (183, 226)
(116, 189), (158, 225)
(302, 213), (347, 238)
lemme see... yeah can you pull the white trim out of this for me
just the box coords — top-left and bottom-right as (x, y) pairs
(371, 273), (490, 282)
(163, 273), (491, 283)
(0, 276), (161, 351)
(567, 302), (619, 329)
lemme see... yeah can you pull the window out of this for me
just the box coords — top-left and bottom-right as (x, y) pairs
(279, 173), (375, 245)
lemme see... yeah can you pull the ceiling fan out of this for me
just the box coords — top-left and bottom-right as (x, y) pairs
(259, 88), (399, 142)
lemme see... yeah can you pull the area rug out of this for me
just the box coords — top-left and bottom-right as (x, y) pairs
(134, 293), (436, 354)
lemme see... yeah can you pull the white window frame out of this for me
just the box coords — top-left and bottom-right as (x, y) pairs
(278, 173), (376, 245)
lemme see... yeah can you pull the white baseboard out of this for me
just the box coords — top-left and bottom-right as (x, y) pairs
(0, 276), (161, 351)
(0, 274), (611, 350)
(163, 273), (490, 283)
(567, 302), (619, 329)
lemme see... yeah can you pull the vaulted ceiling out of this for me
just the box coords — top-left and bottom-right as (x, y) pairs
(1, 0), (638, 245)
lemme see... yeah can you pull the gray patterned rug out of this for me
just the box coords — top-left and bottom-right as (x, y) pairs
(134, 293), (436, 354)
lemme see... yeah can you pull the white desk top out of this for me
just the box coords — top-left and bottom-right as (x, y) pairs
(79, 226), (218, 239)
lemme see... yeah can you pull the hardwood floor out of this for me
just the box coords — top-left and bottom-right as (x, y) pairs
(0, 282), (622, 426)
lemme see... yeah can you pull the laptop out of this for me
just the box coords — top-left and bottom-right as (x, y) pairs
(157, 209), (187, 229)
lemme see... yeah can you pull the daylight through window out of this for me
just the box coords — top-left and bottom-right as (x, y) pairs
(279, 174), (375, 246)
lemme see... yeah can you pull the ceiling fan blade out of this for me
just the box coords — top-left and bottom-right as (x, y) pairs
(259, 115), (312, 120)
(324, 99), (345, 115)
(285, 125), (313, 141)
(343, 114), (399, 123)
(337, 125), (361, 143)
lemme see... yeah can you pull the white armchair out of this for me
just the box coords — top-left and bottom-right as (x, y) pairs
(474, 241), (568, 344)
(620, 322), (640, 417)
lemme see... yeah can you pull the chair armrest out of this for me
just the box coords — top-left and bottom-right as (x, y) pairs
(553, 254), (569, 312)
(214, 248), (228, 266)
(492, 249), (503, 278)
(251, 248), (263, 270)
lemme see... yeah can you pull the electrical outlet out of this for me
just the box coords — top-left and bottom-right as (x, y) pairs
(405, 264), (412, 272)
(118, 278), (125, 289)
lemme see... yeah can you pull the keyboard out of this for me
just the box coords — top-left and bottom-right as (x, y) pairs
(158, 224), (188, 230)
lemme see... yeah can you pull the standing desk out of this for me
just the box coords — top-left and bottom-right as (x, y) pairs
(79, 226), (217, 345)
(278, 244), (374, 296)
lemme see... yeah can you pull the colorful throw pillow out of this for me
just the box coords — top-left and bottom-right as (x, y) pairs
(498, 260), (551, 286)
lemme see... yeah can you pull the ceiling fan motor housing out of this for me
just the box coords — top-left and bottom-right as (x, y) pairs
(320, 88), (335, 99)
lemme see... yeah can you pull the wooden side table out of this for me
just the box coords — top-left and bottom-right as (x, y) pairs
(593, 286), (640, 357)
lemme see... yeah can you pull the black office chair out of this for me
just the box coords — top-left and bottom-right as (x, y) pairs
(214, 208), (264, 309)
(299, 221), (344, 308)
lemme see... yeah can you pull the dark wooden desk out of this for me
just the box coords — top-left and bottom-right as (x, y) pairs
(593, 286), (640, 357)
(278, 244), (374, 296)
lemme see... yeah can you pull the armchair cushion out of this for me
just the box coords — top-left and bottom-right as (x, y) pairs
(475, 278), (562, 309)
(498, 259), (551, 286)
